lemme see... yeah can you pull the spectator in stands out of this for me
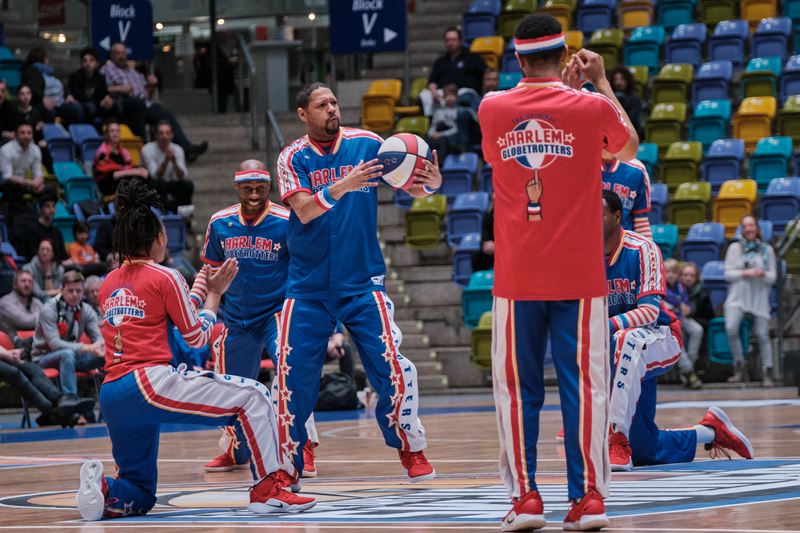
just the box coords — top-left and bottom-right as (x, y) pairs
(0, 79), (17, 143)
(21, 48), (83, 126)
(0, 270), (42, 337)
(13, 84), (53, 173)
(101, 42), (208, 162)
(68, 221), (105, 277)
(83, 275), (102, 316)
(481, 68), (499, 97)
(664, 258), (702, 389)
(66, 47), (116, 126)
(93, 118), (149, 201)
(31, 269), (104, 399)
(724, 215), (777, 386)
(472, 195), (494, 272)
(420, 27), (486, 117)
(12, 195), (69, 264)
(141, 121), (193, 211)
(609, 67), (642, 134)
(0, 121), (45, 223)
(0, 336), (93, 427)
(22, 238), (64, 301)
(426, 84), (466, 162)
(680, 261), (715, 376)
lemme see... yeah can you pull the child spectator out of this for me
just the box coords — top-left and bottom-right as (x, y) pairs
(664, 258), (702, 389)
(427, 83), (466, 163)
(68, 221), (105, 277)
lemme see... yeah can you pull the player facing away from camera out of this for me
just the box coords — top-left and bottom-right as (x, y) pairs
(273, 82), (442, 483)
(602, 190), (754, 472)
(191, 159), (321, 478)
(75, 178), (315, 522)
(478, 13), (639, 532)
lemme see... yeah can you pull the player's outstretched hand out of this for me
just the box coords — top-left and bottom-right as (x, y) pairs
(333, 159), (383, 196)
(207, 258), (239, 295)
(412, 150), (442, 191)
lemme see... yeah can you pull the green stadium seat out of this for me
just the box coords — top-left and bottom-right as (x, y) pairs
(462, 270), (494, 328)
(394, 116), (430, 137)
(629, 65), (650, 99)
(669, 181), (712, 234)
(699, 0), (739, 26)
(776, 95), (800, 146)
(651, 223), (679, 258)
(587, 29), (624, 69)
(739, 56), (783, 100)
(540, 0), (574, 31)
(470, 311), (493, 370)
(651, 63), (694, 105)
(499, 0), (537, 39)
(645, 102), (687, 153)
(660, 141), (704, 192)
(404, 194), (447, 249)
(707, 316), (751, 365)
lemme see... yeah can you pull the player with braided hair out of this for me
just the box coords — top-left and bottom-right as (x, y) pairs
(75, 178), (315, 521)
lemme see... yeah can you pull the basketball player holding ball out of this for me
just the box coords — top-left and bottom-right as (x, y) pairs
(271, 83), (441, 483)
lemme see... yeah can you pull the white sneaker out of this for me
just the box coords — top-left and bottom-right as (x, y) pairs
(76, 460), (105, 521)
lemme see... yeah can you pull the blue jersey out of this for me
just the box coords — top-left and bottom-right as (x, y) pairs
(277, 127), (387, 300)
(602, 159), (651, 231)
(201, 202), (289, 325)
(605, 230), (676, 329)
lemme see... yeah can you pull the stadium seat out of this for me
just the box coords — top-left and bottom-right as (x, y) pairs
(64, 177), (97, 206)
(651, 63), (694, 105)
(361, 95), (396, 133)
(115, 124), (143, 166)
(577, 0), (616, 36)
(405, 195), (447, 248)
(470, 36), (505, 71)
(781, 55), (800, 102)
(749, 136), (793, 191)
(87, 214), (112, 246)
(394, 190), (415, 209)
(470, 311), (493, 370)
(786, 0), (800, 21)
(734, 219), (775, 241)
(742, 0), (779, 30)
(692, 60), (734, 106)
(404, 77), (428, 113)
(453, 232), (482, 287)
(670, 181), (712, 234)
(43, 122), (74, 163)
(539, 0), (574, 31)
(701, 261), (728, 310)
(679, 222), (726, 267)
(661, 141), (704, 192)
(0, 241), (25, 266)
(701, 138), (745, 192)
(618, 0), (656, 30)
(469, 0), (502, 16)
(760, 177), (800, 234)
(498, 71), (523, 89)
(708, 19), (750, 69)
(777, 95), (800, 144)
(462, 270), (494, 328)
(665, 23), (707, 68)
(479, 164), (493, 193)
(752, 16), (792, 59)
(707, 316), (752, 364)
(68, 123), (103, 165)
(688, 100), (732, 151)
(739, 56), (783, 100)
(637, 142), (659, 179)
(498, 0), (536, 39)
(629, 65), (650, 98)
(161, 214), (186, 255)
(649, 182), (669, 224)
(587, 29), (624, 69)
(441, 153), (479, 204)
(462, 13), (496, 44)
(713, 179), (759, 236)
(698, 0), (738, 26)
(447, 192), (490, 247)
(733, 96), (778, 152)
(394, 116), (429, 137)
(52, 202), (77, 244)
(624, 26), (666, 74)
(53, 161), (87, 186)
(657, 0), (696, 31)
(645, 102), (687, 153)
(651, 223), (679, 258)
(565, 30), (585, 55)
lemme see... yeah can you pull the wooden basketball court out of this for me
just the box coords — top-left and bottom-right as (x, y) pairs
(1, 387), (799, 532)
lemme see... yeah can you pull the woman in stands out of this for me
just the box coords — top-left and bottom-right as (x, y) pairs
(75, 178), (315, 521)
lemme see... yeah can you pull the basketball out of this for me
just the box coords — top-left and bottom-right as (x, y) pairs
(377, 133), (433, 190)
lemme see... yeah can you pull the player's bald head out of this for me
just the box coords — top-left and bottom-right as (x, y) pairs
(238, 159), (265, 172)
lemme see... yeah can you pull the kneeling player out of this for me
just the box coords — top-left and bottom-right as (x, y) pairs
(602, 190), (753, 471)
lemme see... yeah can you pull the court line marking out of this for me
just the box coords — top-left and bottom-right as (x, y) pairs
(0, 525), (796, 532)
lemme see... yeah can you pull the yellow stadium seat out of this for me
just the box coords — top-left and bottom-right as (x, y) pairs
(396, 77), (429, 116)
(367, 79), (402, 102)
(115, 124), (144, 166)
(540, 1), (574, 31)
(360, 95), (395, 133)
(733, 96), (777, 153)
(713, 179), (759, 236)
(618, 0), (655, 30)
(669, 181), (712, 235)
(565, 30), (584, 55)
(470, 36), (505, 71)
(742, 0), (778, 30)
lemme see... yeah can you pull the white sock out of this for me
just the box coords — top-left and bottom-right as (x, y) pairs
(694, 424), (715, 445)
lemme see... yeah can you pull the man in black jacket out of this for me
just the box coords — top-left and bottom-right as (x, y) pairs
(66, 48), (117, 126)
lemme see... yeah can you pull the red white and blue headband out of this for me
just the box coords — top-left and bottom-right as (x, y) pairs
(234, 169), (271, 183)
(514, 33), (566, 55)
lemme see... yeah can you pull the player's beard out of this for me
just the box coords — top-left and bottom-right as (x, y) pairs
(325, 116), (339, 135)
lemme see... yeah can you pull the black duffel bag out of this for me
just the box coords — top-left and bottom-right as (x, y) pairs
(315, 372), (362, 411)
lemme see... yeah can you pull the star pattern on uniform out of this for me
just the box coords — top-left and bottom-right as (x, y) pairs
(380, 333), (393, 345)
(391, 373), (402, 386)
(282, 439), (300, 457)
(281, 344), (293, 358)
(564, 133), (575, 143)
(280, 412), (295, 428)
(385, 411), (398, 427)
(273, 243), (281, 251)
(123, 501), (135, 515)
(280, 388), (293, 402)
(279, 363), (292, 377)
(390, 392), (404, 407)
(630, 191), (637, 199)
(382, 350), (394, 362)
(496, 136), (507, 148)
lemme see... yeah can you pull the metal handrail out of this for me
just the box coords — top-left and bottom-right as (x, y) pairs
(235, 32), (259, 151)
(265, 109), (286, 175)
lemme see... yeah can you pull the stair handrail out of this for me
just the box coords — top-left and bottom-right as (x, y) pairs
(775, 213), (800, 366)
(265, 109), (286, 178)
(235, 32), (259, 151)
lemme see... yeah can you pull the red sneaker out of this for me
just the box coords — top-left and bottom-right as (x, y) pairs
(398, 449), (436, 482)
(556, 428), (564, 442)
(248, 470), (316, 514)
(609, 432), (633, 472)
(302, 440), (318, 478)
(76, 460), (107, 521)
(204, 453), (249, 472)
(698, 406), (754, 460)
(563, 489), (609, 531)
(500, 490), (546, 531)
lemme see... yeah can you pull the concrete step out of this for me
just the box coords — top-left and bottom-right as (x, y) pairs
(394, 265), (453, 282)
(384, 242), (452, 267)
(380, 225), (406, 244)
(403, 278), (462, 307)
(418, 374), (450, 391)
(424, 319), (472, 346)
(395, 319), (424, 333)
(393, 304), (462, 324)
(378, 206), (405, 227)
(385, 279), (405, 294)
(432, 346), (490, 388)
(401, 347), (437, 361)
(402, 333), (430, 349)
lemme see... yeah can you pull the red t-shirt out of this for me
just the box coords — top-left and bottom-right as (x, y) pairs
(478, 77), (630, 300)
(98, 258), (215, 383)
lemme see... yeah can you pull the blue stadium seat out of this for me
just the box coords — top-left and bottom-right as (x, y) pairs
(700, 138), (745, 193)
(53, 161), (88, 185)
(637, 142), (659, 179)
(447, 192), (490, 247)
(657, 0), (695, 32)
(786, 0), (800, 22)
(688, 99), (731, 151)
(463, 14), (496, 44)
(623, 26), (666, 73)
(68, 123), (103, 164)
(0, 241), (26, 265)
(652, 223), (679, 258)
(53, 202), (77, 244)
(479, 164), (493, 193)
(452, 232), (481, 287)
(752, 16), (793, 59)
(501, 50), (521, 72)
(43, 122), (74, 163)
(679, 222), (726, 267)
(665, 23), (708, 68)
(161, 214), (187, 255)
(781, 54), (800, 101)
(441, 153), (479, 204)
(691, 60), (733, 106)
(87, 214), (112, 246)
(701, 260), (728, 309)
(760, 177), (800, 234)
(64, 177), (97, 205)
(498, 71), (522, 89)
(709, 19), (750, 69)
(462, 269), (494, 328)
(576, 0), (616, 36)
(749, 136), (794, 192)
(733, 219), (774, 241)
(394, 189), (414, 209)
(649, 182), (669, 225)
(469, 0), (501, 15)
